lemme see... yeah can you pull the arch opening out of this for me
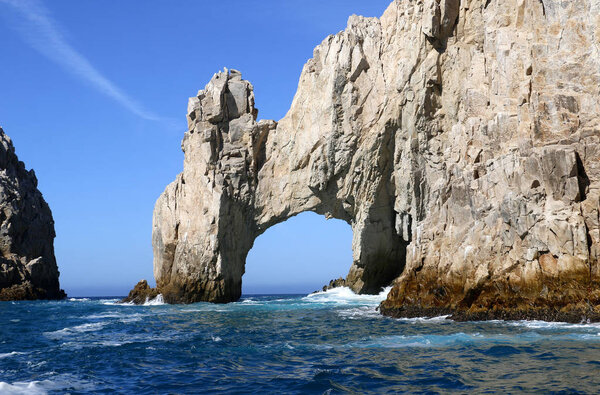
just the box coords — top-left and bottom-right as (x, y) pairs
(242, 212), (352, 295)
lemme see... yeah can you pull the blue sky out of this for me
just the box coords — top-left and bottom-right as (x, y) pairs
(0, 0), (391, 296)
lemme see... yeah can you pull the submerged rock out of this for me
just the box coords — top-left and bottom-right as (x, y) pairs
(136, 0), (600, 321)
(0, 127), (65, 301)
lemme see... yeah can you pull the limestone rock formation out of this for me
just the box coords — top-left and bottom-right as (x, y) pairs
(0, 127), (64, 301)
(152, 66), (406, 303)
(148, 0), (600, 320)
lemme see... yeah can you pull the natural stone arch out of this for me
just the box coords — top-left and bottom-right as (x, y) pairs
(152, 64), (407, 303)
(144, 0), (600, 321)
(242, 211), (353, 294)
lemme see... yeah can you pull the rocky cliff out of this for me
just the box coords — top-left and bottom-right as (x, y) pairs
(0, 127), (64, 301)
(147, 0), (600, 320)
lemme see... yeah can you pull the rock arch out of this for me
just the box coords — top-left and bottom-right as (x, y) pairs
(153, 64), (407, 303)
(147, 0), (600, 322)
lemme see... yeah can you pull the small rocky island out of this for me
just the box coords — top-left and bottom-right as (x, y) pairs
(0, 127), (65, 301)
(127, 0), (600, 322)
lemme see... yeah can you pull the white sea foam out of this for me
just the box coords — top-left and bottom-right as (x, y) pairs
(303, 286), (392, 305)
(103, 295), (165, 306)
(26, 361), (47, 369)
(504, 320), (600, 330)
(119, 316), (143, 323)
(79, 312), (145, 325)
(98, 341), (124, 347)
(44, 322), (107, 338)
(211, 335), (222, 342)
(341, 332), (547, 349)
(240, 299), (261, 305)
(396, 315), (451, 323)
(144, 294), (165, 306)
(328, 330), (600, 349)
(0, 380), (50, 395)
(84, 312), (124, 319)
(68, 298), (90, 302)
(100, 294), (167, 307)
(0, 351), (26, 359)
(337, 306), (381, 319)
(100, 299), (123, 305)
(284, 342), (294, 350)
(0, 374), (95, 395)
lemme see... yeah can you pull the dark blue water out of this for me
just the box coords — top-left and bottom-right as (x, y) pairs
(1, 288), (600, 393)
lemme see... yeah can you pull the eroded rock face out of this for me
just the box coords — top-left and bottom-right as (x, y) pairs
(151, 0), (600, 320)
(0, 127), (64, 301)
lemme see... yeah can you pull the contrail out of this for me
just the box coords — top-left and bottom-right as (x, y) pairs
(0, 0), (167, 122)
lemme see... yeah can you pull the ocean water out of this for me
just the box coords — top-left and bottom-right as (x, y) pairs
(1, 288), (600, 394)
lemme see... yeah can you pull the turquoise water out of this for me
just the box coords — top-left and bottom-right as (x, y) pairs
(1, 287), (600, 393)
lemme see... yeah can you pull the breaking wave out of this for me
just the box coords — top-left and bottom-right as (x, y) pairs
(303, 286), (391, 305)
(144, 294), (165, 306)
(0, 351), (26, 359)
(44, 322), (107, 339)
(0, 374), (95, 394)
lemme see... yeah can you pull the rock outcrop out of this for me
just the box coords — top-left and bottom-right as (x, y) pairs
(320, 278), (348, 293)
(0, 127), (64, 301)
(147, 0), (600, 320)
(121, 280), (159, 304)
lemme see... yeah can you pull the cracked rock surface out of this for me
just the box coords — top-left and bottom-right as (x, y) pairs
(0, 127), (64, 301)
(146, 0), (600, 321)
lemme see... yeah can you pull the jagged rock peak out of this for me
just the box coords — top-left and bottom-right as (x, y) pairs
(0, 126), (65, 301)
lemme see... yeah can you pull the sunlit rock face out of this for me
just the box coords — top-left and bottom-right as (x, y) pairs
(151, 0), (600, 320)
(0, 127), (64, 301)
(152, 65), (405, 303)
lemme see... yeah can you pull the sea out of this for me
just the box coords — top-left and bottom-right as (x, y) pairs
(1, 287), (600, 394)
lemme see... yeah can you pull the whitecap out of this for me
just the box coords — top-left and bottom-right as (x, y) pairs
(0, 374), (96, 394)
(240, 299), (260, 305)
(284, 342), (294, 349)
(84, 313), (124, 320)
(0, 380), (49, 395)
(339, 331), (570, 349)
(100, 299), (122, 305)
(303, 286), (391, 305)
(211, 335), (222, 342)
(396, 315), (450, 323)
(68, 298), (90, 302)
(0, 351), (26, 359)
(98, 341), (123, 347)
(504, 320), (600, 331)
(44, 322), (107, 338)
(26, 361), (47, 369)
(343, 332), (493, 349)
(337, 306), (382, 319)
(302, 332), (551, 350)
(119, 316), (143, 323)
(105, 295), (165, 306)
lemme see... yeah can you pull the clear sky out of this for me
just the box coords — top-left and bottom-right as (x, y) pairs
(0, 0), (391, 296)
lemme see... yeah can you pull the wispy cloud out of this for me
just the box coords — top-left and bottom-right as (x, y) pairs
(0, 0), (167, 122)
